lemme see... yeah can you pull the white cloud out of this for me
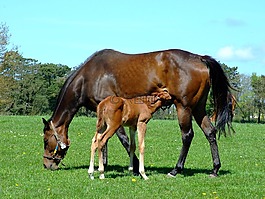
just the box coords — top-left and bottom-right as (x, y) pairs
(225, 18), (246, 27)
(217, 46), (254, 61)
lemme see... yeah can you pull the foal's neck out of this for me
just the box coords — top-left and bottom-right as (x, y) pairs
(137, 96), (161, 113)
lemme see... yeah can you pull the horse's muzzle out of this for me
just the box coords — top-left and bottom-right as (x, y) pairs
(43, 157), (59, 170)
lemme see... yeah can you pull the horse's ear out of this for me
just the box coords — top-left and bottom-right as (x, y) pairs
(42, 118), (50, 130)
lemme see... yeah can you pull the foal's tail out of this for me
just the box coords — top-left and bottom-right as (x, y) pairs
(96, 103), (106, 133)
(201, 56), (233, 136)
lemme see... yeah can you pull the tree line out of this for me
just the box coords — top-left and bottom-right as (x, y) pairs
(0, 23), (264, 123)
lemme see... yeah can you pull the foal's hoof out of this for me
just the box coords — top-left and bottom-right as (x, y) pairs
(88, 173), (94, 180)
(90, 175), (94, 180)
(140, 173), (149, 180)
(99, 173), (105, 179)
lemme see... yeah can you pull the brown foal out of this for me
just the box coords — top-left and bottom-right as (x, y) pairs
(88, 89), (171, 180)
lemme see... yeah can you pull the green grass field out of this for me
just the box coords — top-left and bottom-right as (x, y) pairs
(0, 116), (264, 199)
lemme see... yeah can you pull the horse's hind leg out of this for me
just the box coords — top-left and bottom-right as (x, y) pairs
(193, 106), (221, 177)
(129, 127), (136, 171)
(168, 104), (194, 177)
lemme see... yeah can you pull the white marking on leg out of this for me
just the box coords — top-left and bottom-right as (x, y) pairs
(88, 134), (97, 180)
(138, 122), (148, 180)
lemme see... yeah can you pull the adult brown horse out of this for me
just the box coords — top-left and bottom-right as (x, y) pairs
(42, 49), (232, 177)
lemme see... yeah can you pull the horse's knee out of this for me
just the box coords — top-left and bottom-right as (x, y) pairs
(182, 129), (194, 143)
(130, 141), (136, 152)
(139, 146), (144, 154)
(205, 127), (217, 142)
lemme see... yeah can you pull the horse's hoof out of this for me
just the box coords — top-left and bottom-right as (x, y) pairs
(128, 167), (133, 171)
(133, 172), (140, 176)
(167, 173), (176, 178)
(209, 173), (218, 178)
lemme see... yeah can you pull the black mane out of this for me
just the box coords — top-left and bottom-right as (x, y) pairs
(51, 51), (101, 120)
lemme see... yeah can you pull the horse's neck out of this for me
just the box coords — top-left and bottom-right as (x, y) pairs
(51, 93), (80, 128)
(51, 108), (76, 128)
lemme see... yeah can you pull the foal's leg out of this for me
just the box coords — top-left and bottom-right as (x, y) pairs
(88, 133), (98, 179)
(137, 121), (148, 180)
(193, 106), (221, 177)
(168, 104), (194, 177)
(129, 127), (136, 171)
(98, 125), (121, 179)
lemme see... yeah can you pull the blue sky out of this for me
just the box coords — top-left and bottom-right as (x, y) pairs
(1, 0), (264, 75)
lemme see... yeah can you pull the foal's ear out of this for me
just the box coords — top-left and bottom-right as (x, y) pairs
(159, 90), (171, 100)
(162, 88), (169, 93)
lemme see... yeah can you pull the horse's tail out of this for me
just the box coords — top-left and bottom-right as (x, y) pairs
(201, 56), (232, 136)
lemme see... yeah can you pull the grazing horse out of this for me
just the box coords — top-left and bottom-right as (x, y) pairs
(42, 49), (232, 177)
(88, 89), (172, 180)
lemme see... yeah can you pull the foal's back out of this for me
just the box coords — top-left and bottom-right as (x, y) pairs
(96, 96), (155, 130)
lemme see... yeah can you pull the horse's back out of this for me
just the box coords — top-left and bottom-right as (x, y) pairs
(80, 49), (210, 108)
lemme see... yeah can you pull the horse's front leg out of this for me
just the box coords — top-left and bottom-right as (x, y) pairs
(88, 133), (97, 179)
(168, 105), (194, 177)
(137, 122), (148, 180)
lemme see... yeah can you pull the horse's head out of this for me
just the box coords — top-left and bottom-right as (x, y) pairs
(42, 118), (70, 170)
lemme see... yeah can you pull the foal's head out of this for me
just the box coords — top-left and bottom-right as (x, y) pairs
(151, 88), (171, 103)
(156, 89), (171, 101)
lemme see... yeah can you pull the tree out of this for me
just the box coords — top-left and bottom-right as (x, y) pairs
(37, 63), (71, 114)
(251, 73), (265, 123)
(237, 74), (254, 122)
(0, 51), (41, 114)
(0, 49), (71, 115)
(0, 50), (21, 113)
(0, 23), (12, 111)
(0, 23), (11, 63)
(220, 63), (240, 90)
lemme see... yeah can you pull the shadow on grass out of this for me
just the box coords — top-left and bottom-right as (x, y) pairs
(60, 164), (231, 178)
